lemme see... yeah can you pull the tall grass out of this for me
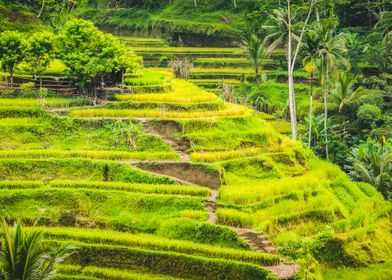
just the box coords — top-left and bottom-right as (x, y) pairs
(116, 80), (220, 103)
(190, 148), (263, 162)
(49, 180), (209, 197)
(29, 226), (280, 265)
(0, 98), (91, 108)
(70, 104), (250, 119)
(0, 149), (180, 161)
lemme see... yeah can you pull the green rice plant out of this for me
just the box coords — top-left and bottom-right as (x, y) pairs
(0, 158), (177, 184)
(322, 261), (392, 280)
(155, 218), (247, 249)
(0, 98), (91, 108)
(190, 148), (263, 162)
(124, 69), (167, 86)
(106, 101), (224, 112)
(218, 161), (334, 205)
(133, 46), (244, 54)
(58, 265), (179, 280)
(0, 188), (204, 232)
(216, 208), (255, 228)
(0, 149), (180, 161)
(179, 115), (291, 153)
(0, 106), (45, 117)
(0, 180), (43, 189)
(49, 180), (210, 197)
(116, 80), (220, 104)
(179, 210), (208, 220)
(70, 103), (250, 119)
(0, 118), (42, 127)
(29, 226), (279, 265)
(62, 241), (274, 280)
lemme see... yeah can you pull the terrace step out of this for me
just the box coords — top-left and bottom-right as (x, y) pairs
(232, 228), (277, 254)
(139, 118), (190, 162)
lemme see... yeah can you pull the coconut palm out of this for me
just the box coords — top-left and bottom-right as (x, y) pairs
(331, 72), (368, 128)
(263, 1), (316, 141)
(302, 31), (320, 148)
(0, 220), (76, 280)
(310, 22), (349, 159)
(241, 32), (265, 84)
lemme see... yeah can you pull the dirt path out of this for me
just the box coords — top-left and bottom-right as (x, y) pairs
(136, 118), (300, 279)
(139, 119), (190, 161)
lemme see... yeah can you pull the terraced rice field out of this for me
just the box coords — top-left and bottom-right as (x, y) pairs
(1, 36), (391, 280)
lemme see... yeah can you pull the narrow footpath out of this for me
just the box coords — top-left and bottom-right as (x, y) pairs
(142, 119), (300, 279)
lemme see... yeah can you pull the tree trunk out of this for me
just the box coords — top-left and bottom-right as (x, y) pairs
(10, 70), (14, 89)
(287, 0), (298, 141)
(233, 0), (237, 8)
(323, 61), (329, 160)
(194, 0), (197, 8)
(38, 0), (45, 18)
(255, 66), (259, 84)
(308, 73), (313, 148)
(39, 71), (43, 89)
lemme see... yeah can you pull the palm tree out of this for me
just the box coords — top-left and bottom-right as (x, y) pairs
(241, 32), (264, 84)
(263, 1), (316, 141)
(310, 22), (349, 159)
(302, 31), (320, 148)
(331, 72), (367, 128)
(348, 140), (392, 199)
(0, 221), (76, 280)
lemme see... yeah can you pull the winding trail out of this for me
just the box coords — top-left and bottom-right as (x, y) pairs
(138, 118), (190, 161)
(141, 119), (300, 279)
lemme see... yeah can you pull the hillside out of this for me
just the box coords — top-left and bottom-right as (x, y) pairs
(0, 1), (391, 279)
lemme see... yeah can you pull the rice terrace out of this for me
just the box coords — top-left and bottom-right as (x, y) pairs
(0, 0), (391, 279)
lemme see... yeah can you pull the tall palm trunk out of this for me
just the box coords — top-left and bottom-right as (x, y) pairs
(287, 1), (298, 141)
(38, 0), (45, 18)
(323, 59), (329, 160)
(308, 72), (313, 147)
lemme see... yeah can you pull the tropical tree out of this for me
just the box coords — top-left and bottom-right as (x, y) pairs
(0, 220), (76, 280)
(310, 22), (349, 159)
(347, 139), (392, 199)
(0, 31), (25, 88)
(25, 31), (55, 89)
(263, 0), (316, 141)
(241, 32), (264, 84)
(58, 19), (135, 102)
(331, 72), (367, 127)
(302, 31), (320, 147)
(280, 228), (334, 280)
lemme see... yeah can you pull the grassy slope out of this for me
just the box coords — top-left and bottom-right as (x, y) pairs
(0, 0), (45, 32)
(76, 0), (248, 39)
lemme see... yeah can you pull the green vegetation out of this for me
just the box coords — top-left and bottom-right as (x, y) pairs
(0, 1), (391, 279)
